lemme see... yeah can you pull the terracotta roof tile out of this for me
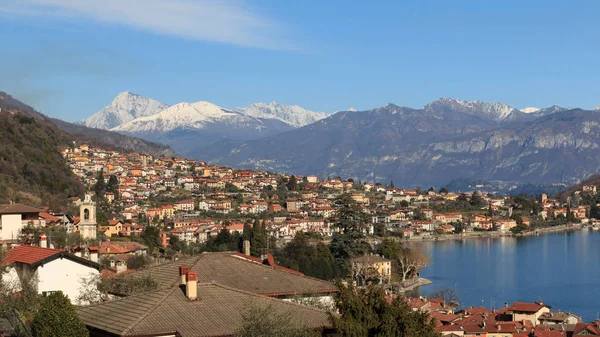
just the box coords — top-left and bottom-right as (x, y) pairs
(4, 245), (61, 265)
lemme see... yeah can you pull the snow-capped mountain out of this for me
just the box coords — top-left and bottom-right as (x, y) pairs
(595, 105), (600, 111)
(234, 101), (326, 128)
(112, 101), (240, 133)
(111, 100), (294, 158)
(424, 98), (519, 122)
(79, 91), (169, 130)
(520, 107), (541, 113)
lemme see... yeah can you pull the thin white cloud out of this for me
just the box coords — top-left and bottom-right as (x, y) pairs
(1, 0), (292, 50)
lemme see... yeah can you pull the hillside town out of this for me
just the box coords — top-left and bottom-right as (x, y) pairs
(0, 143), (598, 336)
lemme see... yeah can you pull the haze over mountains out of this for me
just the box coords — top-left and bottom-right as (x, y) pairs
(78, 92), (600, 188)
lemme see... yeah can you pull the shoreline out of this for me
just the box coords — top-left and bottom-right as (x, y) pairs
(402, 223), (585, 243)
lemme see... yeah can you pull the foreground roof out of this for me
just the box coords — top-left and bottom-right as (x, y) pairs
(128, 251), (338, 296)
(0, 203), (41, 215)
(77, 283), (332, 337)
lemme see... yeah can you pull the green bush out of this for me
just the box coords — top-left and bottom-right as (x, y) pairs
(30, 291), (89, 337)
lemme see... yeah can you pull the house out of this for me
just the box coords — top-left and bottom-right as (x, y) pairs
(99, 241), (148, 257)
(573, 322), (600, 336)
(2, 244), (100, 305)
(126, 251), (338, 305)
(351, 254), (392, 286)
(507, 301), (550, 326)
(174, 199), (195, 212)
(101, 219), (123, 237)
(77, 279), (333, 337)
(0, 203), (42, 243)
(537, 311), (581, 326)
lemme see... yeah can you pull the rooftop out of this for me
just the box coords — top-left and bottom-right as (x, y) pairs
(77, 283), (332, 337)
(125, 251), (337, 297)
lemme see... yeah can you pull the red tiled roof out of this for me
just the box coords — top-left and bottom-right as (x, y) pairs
(509, 301), (547, 313)
(4, 245), (61, 265)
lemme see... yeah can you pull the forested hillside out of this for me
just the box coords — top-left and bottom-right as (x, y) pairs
(0, 110), (84, 207)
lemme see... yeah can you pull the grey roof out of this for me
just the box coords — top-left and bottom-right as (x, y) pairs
(129, 252), (338, 296)
(77, 283), (332, 337)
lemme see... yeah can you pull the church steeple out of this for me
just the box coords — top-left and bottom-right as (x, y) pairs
(79, 193), (97, 240)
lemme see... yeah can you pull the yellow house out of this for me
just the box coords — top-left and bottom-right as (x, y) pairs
(507, 301), (550, 326)
(102, 219), (123, 237)
(351, 255), (392, 286)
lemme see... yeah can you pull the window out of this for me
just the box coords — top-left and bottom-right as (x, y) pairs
(84, 208), (90, 220)
(41, 291), (57, 297)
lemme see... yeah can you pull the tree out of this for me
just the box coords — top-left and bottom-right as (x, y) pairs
(286, 175), (298, 191)
(329, 193), (371, 275)
(140, 225), (161, 252)
(396, 246), (429, 282)
(31, 291), (89, 337)
(78, 274), (159, 304)
(243, 222), (253, 242)
(331, 193), (368, 234)
(127, 255), (151, 270)
(93, 169), (106, 199)
(251, 219), (266, 257)
(106, 175), (119, 194)
(332, 283), (438, 337)
(390, 180), (394, 188)
(429, 288), (460, 307)
(234, 302), (319, 337)
(276, 233), (340, 280)
(590, 204), (600, 219)
(439, 187), (448, 194)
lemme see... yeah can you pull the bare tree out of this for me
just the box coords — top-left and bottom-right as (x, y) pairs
(396, 247), (429, 282)
(234, 302), (320, 337)
(429, 288), (460, 307)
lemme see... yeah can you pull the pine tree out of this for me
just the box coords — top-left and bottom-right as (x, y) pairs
(93, 169), (106, 199)
(251, 219), (265, 257)
(242, 222), (253, 242)
(31, 291), (89, 337)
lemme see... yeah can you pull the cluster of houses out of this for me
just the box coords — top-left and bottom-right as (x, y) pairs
(406, 295), (599, 337)
(59, 144), (600, 247)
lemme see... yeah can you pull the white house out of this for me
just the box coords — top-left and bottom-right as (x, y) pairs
(0, 203), (42, 243)
(3, 244), (100, 305)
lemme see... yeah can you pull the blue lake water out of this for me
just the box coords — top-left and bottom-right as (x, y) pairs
(409, 229), (600, 322)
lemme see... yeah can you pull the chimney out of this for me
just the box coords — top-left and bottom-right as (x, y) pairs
(186, 272), (198, 300)
(260, 248), (268, 262)
(39, 234), (47, 249)
(179, 265), (190, 285)
(89, 247), (98, 263)
(243, 240), (250, 256)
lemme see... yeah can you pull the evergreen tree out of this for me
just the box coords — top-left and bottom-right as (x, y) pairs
(93, 169), (106, 199)
(251, 219), (265, 257)
(332, 283), (438, 337)
(31, 291), (89, 337)
(105, 174), (119, 198)
(286, 175), (298, 191)
(242, 222), (253, 242)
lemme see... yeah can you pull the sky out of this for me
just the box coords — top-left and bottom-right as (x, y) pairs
(1, 0), (599, 122)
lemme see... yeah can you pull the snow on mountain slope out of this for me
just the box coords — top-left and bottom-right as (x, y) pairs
(424, 97), (519, 122)
(79, 91), (169, 130)
(111, 101), (244, 133)
(520, 107), (541, 113)
(234, 101), (327, 127)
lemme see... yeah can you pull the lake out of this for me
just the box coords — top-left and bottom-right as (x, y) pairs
(409, 229), (600, 322)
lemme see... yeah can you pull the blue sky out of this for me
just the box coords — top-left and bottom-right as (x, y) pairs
(1, 0), (599, 121)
